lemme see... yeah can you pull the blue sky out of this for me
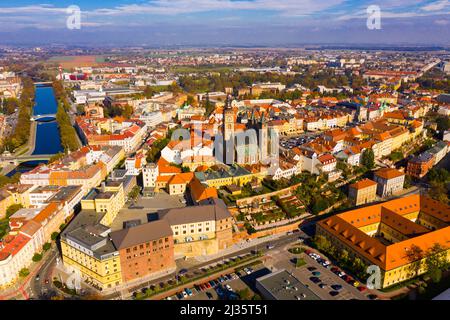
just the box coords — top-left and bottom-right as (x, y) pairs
(0, 0), (449, 45)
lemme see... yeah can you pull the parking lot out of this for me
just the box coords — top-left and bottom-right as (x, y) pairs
(264, 243), (372, 300)
(165, 266), (261, 301)
(280, 134), (316, 150)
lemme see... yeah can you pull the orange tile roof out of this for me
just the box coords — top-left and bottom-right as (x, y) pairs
(317, 195), (450, 271)
(33, 202), (61, 224)
(189, 177), (218, 202)
(375, 168), (405, 180)
(349, 178), (377, 190)
(169, 172), (194, 185)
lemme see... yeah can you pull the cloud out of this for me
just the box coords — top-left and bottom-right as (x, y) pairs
(89, 0), (344, 16)
(0, 4), (67, 14)
(421, 0), (449, 11)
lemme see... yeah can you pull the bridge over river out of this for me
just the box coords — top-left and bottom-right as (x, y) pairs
(31, 114), (57, 121)
(0, 154), (53, 166)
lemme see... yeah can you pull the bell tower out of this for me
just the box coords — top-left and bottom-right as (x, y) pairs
(223, 95), (235, 164)
(223, 95), (234, 141)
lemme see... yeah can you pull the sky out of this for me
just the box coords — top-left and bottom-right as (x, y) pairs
(0, 0), (449, 46)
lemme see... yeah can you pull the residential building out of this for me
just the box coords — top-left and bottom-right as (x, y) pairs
(348, 179), (378, 206)
(158, 198), (233, 257)
(374, 168), (405, 198)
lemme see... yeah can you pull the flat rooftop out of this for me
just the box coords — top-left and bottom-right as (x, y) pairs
(256, 269), (320, 300)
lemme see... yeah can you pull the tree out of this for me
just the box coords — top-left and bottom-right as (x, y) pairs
(2, 98), (19, 115)
(314, 235), (332, 253)
(2, 77), (34, 152)
(425, 243), (449, 283)
(43, 242), (51, 251)
(339, 249), (349, 264)
(19, 268), (30, 277)
(436, 116), (450, 132)
(49, 152), (65, 163)
(51, 232), (59, 241)
(56, 104), (79, 152)
(6, 204), (23, 218)
(186, 95), (196, 106)
(404, 175), (413, 189)
(129, 186), (141, 200)
(143, 86), (154, 98)
(32, 253), (43, 262)
(237, 288), (251, 300)
(311, 197), (329, 215)
(428, 181), (449, 204)
(361, 149), (375, 169)
(122, 104), (134, 118)
(405, 244), (424, 277)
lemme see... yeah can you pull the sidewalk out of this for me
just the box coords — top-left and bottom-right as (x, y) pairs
(194, 233), (283, 264)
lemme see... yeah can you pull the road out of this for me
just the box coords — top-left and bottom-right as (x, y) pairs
(29, 247), (59, 299)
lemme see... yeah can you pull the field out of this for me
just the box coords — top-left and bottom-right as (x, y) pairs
(47, 55), (106, 69)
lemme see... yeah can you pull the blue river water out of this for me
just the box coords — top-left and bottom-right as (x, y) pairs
(33, 85), (58, 116)
(32, 84), (63, 155)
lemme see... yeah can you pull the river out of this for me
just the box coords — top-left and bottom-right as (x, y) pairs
(32, 84), (63, 155)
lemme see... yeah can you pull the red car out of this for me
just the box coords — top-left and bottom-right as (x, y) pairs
(304, 249), (312, 255)
(357, 286), (367, 292)
(205, 283), (211, 289)
(330, 267), (339, 272)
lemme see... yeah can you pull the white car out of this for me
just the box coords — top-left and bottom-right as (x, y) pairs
(182, 291), (188, 298)
(225, 284), (233, 291)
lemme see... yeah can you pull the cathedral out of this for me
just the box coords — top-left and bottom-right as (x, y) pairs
(221, 95), (272, 165)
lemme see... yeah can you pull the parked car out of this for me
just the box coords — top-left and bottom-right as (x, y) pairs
(312, 271), (321, 277)
(319, 283), (327, 289)
(329, 291), (339, 297)
(310, 277), (321, 284)
(357, 286), (367, 292)
(206, 292), (213, 300)
(331, 284), (342, 291)
(225, 284), (233, 291)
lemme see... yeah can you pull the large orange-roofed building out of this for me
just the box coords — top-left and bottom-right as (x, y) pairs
(316, 195), (450, 288)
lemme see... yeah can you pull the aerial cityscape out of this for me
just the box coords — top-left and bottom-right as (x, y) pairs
(0, 0), (449, 306)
